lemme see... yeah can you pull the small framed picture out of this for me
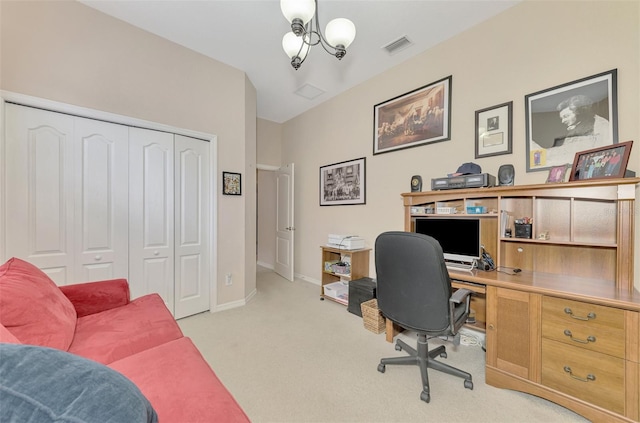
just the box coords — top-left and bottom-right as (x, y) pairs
(475, 101), (513, 158)
(222, 171), (241, 195)
(319, 157), (366, 206)
(545, 164), (569, 183)
(569, 140), (633, 181)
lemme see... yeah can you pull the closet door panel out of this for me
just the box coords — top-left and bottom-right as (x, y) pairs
(129, 127), (175, 306)
(74, 117), (129, 282)
(4, 104), (75, 284)
(174, 135), (210, 319)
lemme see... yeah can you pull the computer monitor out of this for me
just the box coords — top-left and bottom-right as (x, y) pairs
(414, 218), (481, 264)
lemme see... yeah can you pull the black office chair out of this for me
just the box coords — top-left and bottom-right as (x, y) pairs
(375, 231), (473, 403)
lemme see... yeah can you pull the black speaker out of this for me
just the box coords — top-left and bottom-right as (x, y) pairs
(410, 175), (422, 192)
(498, 165), (515, 186)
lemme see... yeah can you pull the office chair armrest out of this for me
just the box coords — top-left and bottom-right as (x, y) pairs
(449, 288), (473, 335)
(450, 288), (472, 305)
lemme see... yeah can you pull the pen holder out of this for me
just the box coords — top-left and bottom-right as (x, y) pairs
(514, 223), (532, 239)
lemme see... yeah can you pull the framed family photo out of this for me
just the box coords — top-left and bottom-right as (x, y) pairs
(373, 76), (452, 155)
(525, 69), (618, 172)
(475, 101), (512, 158)
(319, 157), (366, 206)
(569, 140), (632, 182)
(222, 171), (242, 195)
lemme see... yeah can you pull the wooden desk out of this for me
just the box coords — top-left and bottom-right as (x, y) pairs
(394, 180), (640, 422)
(445, 268), (640, 423)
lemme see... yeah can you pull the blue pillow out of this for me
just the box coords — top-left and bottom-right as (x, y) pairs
(0, 343), (157, 422)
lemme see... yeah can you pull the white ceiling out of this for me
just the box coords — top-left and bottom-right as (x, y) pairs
(80, 0), (520, 123)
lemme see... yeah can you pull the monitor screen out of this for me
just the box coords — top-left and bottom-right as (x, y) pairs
(414, 218), (481, 263)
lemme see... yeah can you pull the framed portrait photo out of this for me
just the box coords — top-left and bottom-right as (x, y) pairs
(475, 101), (513, 158)
(319, 157), (366, 206)
(545, 164), (569, 184)
(525, 69), (618, 172)
(373, 76), (452, 155)
(222, 171), (241, 195)
(569, 140), (632, 182)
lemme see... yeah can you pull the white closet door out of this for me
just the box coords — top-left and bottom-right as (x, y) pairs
(174, 134), (210, 319)
(73, 117), (129, 282)
(4, 104), (75, 284)
(129, 127), (175, 307)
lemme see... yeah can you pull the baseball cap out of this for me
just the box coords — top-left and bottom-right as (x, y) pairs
(449, 162), (482, 177)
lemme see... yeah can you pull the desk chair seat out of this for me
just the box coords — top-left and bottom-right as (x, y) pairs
(374, 231), (473, 403)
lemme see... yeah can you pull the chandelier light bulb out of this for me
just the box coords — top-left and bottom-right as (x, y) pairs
(280, 0), (315, 25)
(325, 18), (356, 49)
(282, 32), (310, 60)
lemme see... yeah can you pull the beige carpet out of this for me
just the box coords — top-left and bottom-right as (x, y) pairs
(178, 268), (588, 423)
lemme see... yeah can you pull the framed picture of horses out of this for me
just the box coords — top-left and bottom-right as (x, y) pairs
(373, 76), (452, 155)
(319, 157), (366, 206)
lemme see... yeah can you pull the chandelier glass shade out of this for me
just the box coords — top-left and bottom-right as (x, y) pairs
(280, 0), (356, 70)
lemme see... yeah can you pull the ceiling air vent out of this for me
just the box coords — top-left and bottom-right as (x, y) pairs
(382, 36), (413, 55)
(295, 83), (325, 100)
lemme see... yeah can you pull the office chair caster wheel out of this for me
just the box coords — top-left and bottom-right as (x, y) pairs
(420, 391), (430, 403)
(440, 352), (447, 358)
(377, 364), (386, 373)
(395, 344), (402, 351)
(464, 380), (474, 390)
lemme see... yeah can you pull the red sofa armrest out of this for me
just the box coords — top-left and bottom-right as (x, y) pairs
(59, 279), (130, 317)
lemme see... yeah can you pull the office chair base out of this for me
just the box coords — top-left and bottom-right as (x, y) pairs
(378, 334), (473, 403)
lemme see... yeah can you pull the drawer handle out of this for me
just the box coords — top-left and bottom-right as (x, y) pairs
(564, 307), (596, 321)
(563, 366), (596, 383)
(563, 329), (596, 344)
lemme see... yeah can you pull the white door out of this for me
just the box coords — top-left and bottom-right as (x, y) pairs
(174, 134), (210, 319)
(4, 104), (75, 284)
(73, 117), (129, 282)
(128, 127), (175, 305)
(275, 163), (294, 281)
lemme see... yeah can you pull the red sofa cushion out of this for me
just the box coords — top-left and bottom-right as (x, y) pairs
(109, 337), (250, 423)
(60, 278), (130, 317)
(0, 323), (21, 344)
(68, 293), (183, 364)
(0, 257), (77, 350)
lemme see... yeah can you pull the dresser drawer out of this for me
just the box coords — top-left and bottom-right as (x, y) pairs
(542, 296), (625, 358)
(542, 338), (625, 415)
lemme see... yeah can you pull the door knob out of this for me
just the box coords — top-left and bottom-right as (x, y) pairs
(94, 255), (102, 261)
(154, 251), (159, 256)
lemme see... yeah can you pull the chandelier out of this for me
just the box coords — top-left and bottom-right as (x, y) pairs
(280, 0), (356, 70)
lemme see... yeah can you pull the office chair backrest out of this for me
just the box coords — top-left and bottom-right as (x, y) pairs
(375, 231), (452, 333)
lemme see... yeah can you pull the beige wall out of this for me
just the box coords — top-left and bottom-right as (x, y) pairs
(0, 1), (257, 307)
(281, 0), (640, 284)
(257, 118), (283, 167)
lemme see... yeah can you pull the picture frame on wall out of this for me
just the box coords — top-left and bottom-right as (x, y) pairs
(373, 76), (452, 155)
(475, 101), (513, 158)
(222, 171), (242, 195)
(569, 140), (632, 182)
(319, 157), (366, 206)
(525, 69), (618, 172)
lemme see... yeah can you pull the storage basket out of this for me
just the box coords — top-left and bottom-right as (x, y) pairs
(361, 299), (386, 334)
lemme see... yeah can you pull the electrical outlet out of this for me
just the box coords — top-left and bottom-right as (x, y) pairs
(225, 273), (232, 286)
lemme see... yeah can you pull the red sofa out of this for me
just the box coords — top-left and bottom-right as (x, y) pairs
(0, 257), (249, 422)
